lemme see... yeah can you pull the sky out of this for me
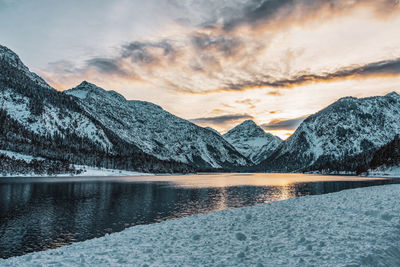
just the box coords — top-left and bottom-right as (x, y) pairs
(1, 0), (400, 139)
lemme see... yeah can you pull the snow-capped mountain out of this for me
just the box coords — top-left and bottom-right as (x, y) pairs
(0, 44), (193, 173)
(66, 82), (250, 169)
(3, 43), (400, 174)
(223, 120), (282, 164)
(0, 45), (113, 150)
(0, 45), (51, 90)
(259, 92), (400, 172)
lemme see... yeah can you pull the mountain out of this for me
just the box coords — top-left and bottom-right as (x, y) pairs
(65, 82), (250, 169)
(368, 135), (400, 171)
(258, 92), (400, 173)
(223, 120), (282, 164)
(0, 45), (51, 90)
(0, 44), (193, 174)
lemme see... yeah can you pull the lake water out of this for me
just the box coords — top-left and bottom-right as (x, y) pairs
(0, 173), (398, 259)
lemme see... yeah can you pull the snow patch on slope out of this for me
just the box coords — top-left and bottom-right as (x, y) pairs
(0, 150), (45, 163)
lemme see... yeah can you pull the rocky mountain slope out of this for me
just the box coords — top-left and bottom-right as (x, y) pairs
(223, 120), (282, 164)
(0, 44), (193, 173)
(258, 92), (400, 172)
(66, 82), (250, 169)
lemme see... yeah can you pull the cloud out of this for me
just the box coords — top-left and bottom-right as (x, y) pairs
(121, 40), (177, 65)
(86, 58), (128, 75)
(235, 98), (261, 109)
(222, 0), (294, 30)
(270, 58), (400, 87)
(190, 114), (254, 126)
(179, 58), (400, 94)
(191, 33), (242, 57)
(42, 0), (400, 96)
(221, 0), (400, 30)
(262, 115), (308, 130)
(267, 90), (282, 96)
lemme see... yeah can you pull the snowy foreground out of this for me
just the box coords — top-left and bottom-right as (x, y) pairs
(2, 185), (400, 266)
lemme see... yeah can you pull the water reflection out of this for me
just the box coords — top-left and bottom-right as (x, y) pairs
(0, 173), (397, 258)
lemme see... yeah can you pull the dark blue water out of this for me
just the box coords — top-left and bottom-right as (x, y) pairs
(0, 173), (398, 259)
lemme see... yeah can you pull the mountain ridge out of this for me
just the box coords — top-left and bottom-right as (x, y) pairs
(1, 43), (400, 175)
(258, 91), (400, 172)
(0, 44), (194, 174)
(65, 81), (251, 169)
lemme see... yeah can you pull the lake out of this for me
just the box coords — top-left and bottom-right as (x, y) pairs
(0, 173), (398, 259)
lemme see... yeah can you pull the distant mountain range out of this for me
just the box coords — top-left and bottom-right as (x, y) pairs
(257, 92), (400, 173)
(0, 44), (249, 175)
(65, 81), (250, 169)
(0, 44), (399, 176)
(223, 120), (281, 164)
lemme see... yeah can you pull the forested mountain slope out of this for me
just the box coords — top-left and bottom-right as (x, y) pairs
(0, 45), (193, 174)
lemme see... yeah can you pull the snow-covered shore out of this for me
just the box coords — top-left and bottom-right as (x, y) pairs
(365, 165), (400, 178)
(2, 184), (400, 266)
(71, 166), (152, 177)
(0, 165), (152, 178)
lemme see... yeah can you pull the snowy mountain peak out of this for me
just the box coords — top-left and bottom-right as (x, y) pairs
(223, 120), (282, 164)
(260, 92), (400, 172)
(0, 44), (52, 89)
(225, 120), (264, 137)
(0, 45), (23, 68)
(239, 119), (257, 127)
(78, 80), (94, 87)
(76, 81), (106, 92)
(67, 81), (127, 102)
(385, 91), (400, 99)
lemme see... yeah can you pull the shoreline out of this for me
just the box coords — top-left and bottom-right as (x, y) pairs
(1, 170), (399, 179)
(2, 184), (400, 266)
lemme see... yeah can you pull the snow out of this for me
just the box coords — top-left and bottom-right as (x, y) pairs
(72, 166), (152, 177)
(267, 92), (400, 171)
(0, 165), (151, 178)
(0, 88), (113, 150)
(0, 150), (45, 163)
(3, 184), (400, 266)
(223, 120), (282, 164)
(65, 82), (249, 169)
(366, 164), (400, 178)
(65, 88), (88, 99)
(0, 45), (52, 90)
